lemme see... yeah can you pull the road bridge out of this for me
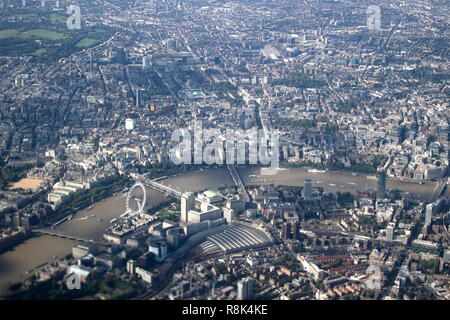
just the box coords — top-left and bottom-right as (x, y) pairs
(33, 229), (94, 243)
(429, 179), (446, 203)
(227, 165), (251, 202)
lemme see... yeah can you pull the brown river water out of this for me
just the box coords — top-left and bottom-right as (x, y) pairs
(0, 167), (437, 294)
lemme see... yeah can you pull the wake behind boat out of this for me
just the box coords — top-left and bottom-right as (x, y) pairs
(308, 169), (327, 173)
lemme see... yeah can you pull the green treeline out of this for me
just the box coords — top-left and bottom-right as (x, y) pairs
(6, 275), (144, 300)
(0, 166), (32, 190)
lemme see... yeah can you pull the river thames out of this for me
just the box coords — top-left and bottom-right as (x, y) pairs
(0, 166), (437, 294)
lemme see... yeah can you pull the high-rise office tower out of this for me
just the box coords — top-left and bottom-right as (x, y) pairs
(386, 222), (395, 241)
(135, 88), (141, 107)
(125, 118), (134, 131)
(181, 192), (195, 222)
(149, 239), (168, 262)
(425, 203), (434, 225)
(377, 170), (387, 199)
(292, 220), (300, 240)
(304, 179), (312, 201)
(223, 207), (234, 223)
(281, 221), (300, 240)
(281, 222), (291, 239)
(126, 260), (136, 275)
(237, 277), (253, 300)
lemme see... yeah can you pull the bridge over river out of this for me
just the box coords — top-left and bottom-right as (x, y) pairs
(131, 173), (182, 199)
(33, 229), (106, 245)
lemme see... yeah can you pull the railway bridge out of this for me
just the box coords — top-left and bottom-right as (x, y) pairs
(130, 173), (182, 199)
